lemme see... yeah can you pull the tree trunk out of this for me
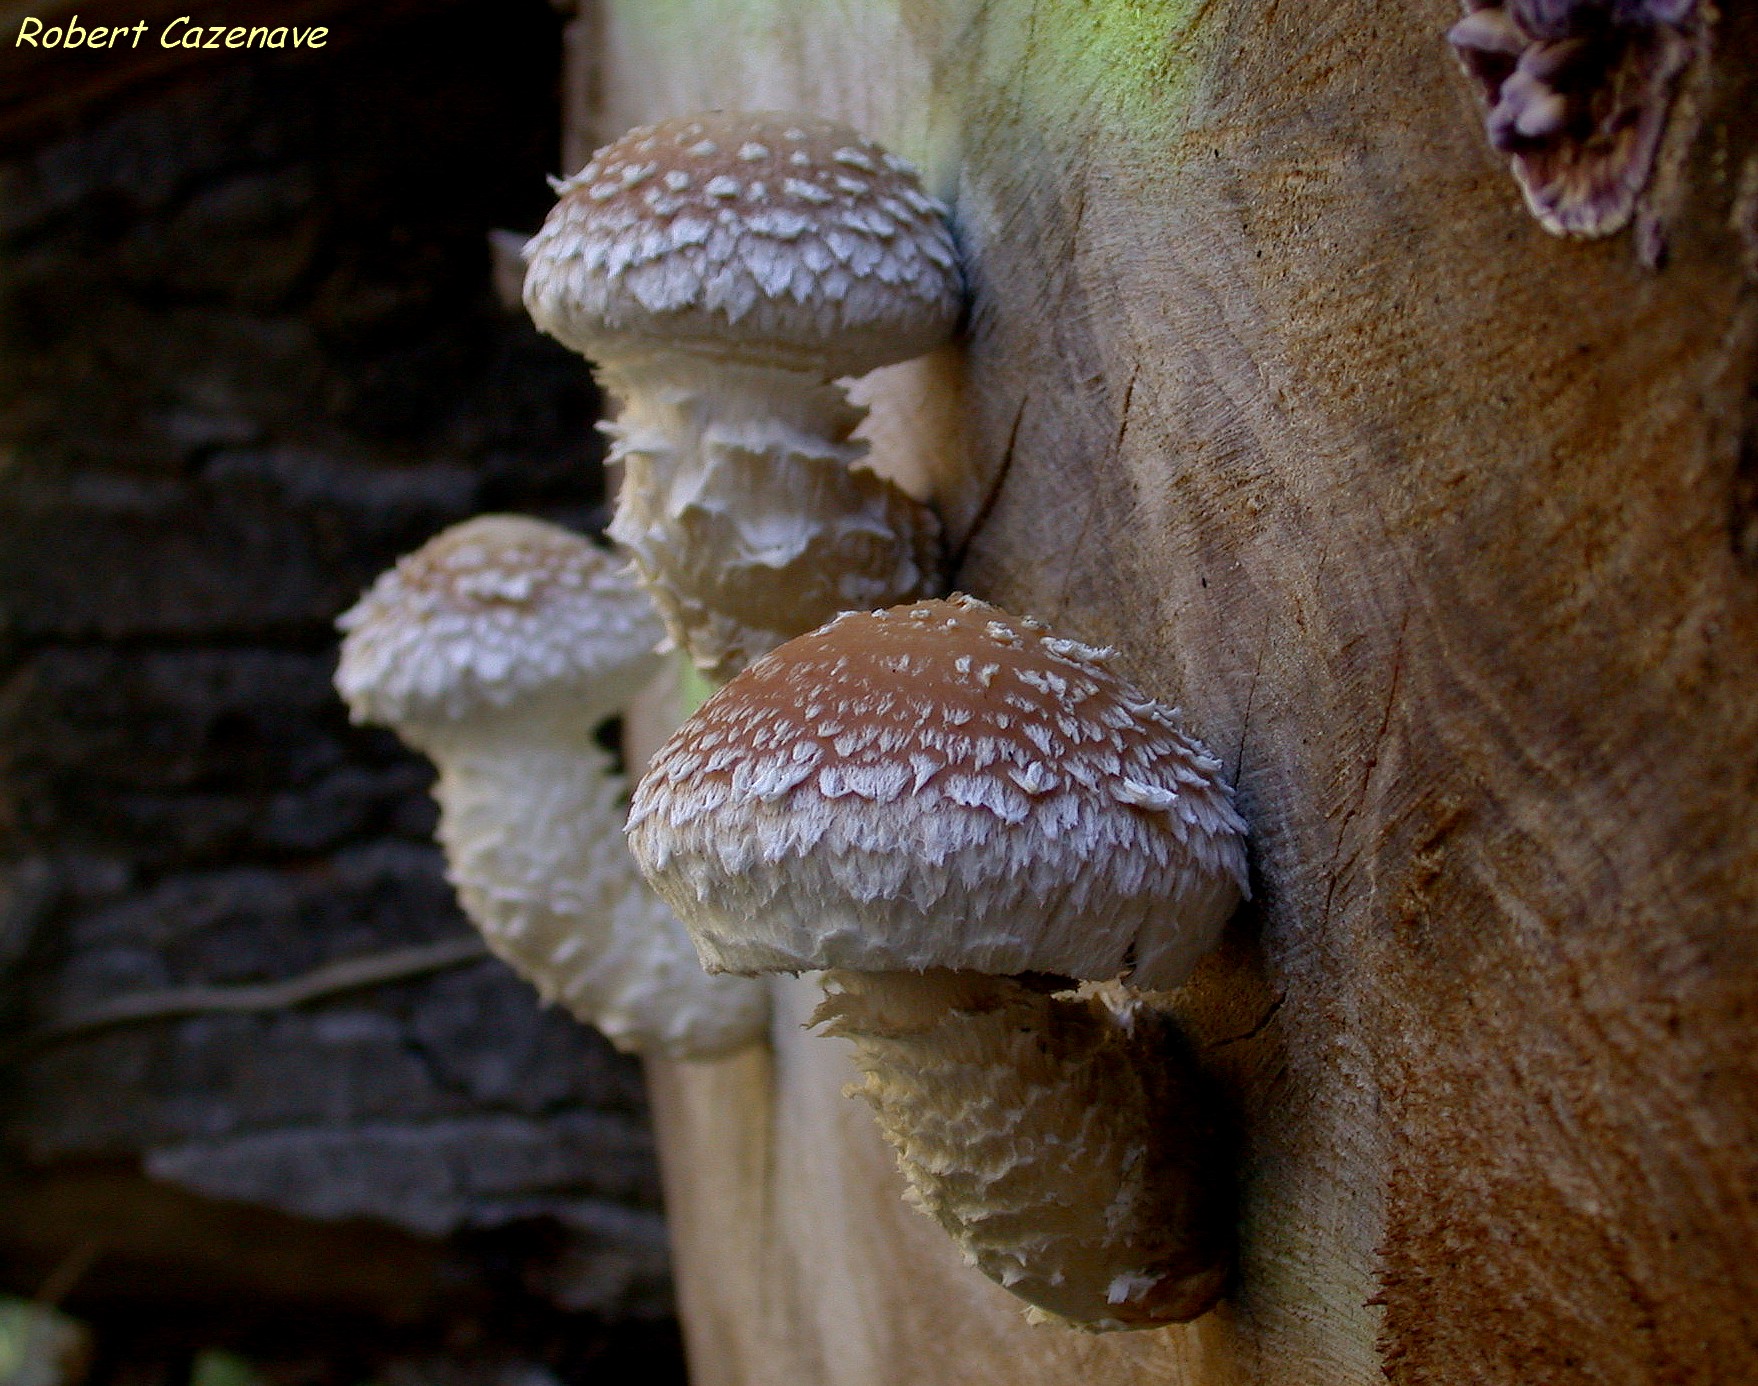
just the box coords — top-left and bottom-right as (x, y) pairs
(590, 1), (1758, 1381)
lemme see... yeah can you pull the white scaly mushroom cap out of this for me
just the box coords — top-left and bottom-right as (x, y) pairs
(628, 595), (1249, 990)
(335, 515), (664, 735)
(522, 111), (963, 379)
(335, 515), (765, 1060)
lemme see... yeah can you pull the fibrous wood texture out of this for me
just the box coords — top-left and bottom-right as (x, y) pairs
(598, 1), (1758, 1382)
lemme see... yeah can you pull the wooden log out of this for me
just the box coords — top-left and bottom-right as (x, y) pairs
(596, 2), (1758, 1381)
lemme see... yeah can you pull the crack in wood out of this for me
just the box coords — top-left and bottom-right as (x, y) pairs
(1235, 614), (1272, 774)
(1112, 364), (1140, 461)
(950, 395), (1026, 578)
(1205, 993), (1286, 1051)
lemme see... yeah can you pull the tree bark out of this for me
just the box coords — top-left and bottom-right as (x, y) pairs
(595, 1), (1758, 1381)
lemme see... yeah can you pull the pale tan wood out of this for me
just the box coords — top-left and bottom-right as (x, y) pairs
(601, 3), (1758, 1382)
(559, 4), (606, 182)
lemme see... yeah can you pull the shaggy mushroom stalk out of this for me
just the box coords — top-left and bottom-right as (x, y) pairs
(335, 514), (767, 1060)
(627, 596), (1250, 1327)
(522, 111), (963, 682)
(815, 968), (1232, 1327)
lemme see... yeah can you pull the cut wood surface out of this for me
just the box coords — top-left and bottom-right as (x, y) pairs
(598, 2), (1758, 1382)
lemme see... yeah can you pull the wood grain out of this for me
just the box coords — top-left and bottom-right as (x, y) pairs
(601, 2), (1758, 1381)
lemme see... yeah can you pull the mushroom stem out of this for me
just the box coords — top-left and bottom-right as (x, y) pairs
(520, 112), (965, 682)
(601, 354), (943, 684)
(813, 968), (1232, 1330)
(336, 514), (768, 1059)
(627, 595), (1249, 1322)
(417, 703), (764, 1058)
(602, 355), (867, 463)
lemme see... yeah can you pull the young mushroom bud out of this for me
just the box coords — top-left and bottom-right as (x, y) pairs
(626, 595), (1250, 1328)
(521, 111), (962, 682)
(335, 514), (767, 1060)
(1447, 0), (1704, 239)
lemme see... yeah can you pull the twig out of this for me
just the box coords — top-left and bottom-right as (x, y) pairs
(15, 936), (491, 1052)
(34, 1239), (101, 1309)
(1202, 993), (1285, 1051)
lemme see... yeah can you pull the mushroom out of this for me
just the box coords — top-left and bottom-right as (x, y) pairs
(521, 111), (962, 683)
(335, 514), (767, 1060)
(1447, 0), (1704, 239)
(625, 595), (1250, 1327)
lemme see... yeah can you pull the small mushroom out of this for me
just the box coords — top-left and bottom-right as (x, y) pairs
(335, 514), (767, 1060)
(626, 596), (1250, 1327)
(1447, 0), (1704, 239)
(522, 111), (962, 682)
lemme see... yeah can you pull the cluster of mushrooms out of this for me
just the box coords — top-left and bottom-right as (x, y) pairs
(1447, 0), (1705, 241)
(335, 111), (1250, 1332)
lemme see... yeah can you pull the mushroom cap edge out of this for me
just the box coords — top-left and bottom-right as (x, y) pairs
(627, 595), (1248, 990)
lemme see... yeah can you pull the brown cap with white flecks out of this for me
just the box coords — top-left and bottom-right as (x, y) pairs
(627, 595), (1249, 990)
(522, 111), (963, 377)
(336, 515), (664, 732)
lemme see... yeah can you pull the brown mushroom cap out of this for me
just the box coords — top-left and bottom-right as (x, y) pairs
(522, 111), (963, 377)
(627, 595), (1249, 989)
(335, 515), (663, 732)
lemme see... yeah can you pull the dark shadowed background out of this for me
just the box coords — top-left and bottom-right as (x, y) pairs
(0, 2), (688, 1381)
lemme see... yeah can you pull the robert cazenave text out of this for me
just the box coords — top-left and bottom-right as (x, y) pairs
(15, 16), (329, 49)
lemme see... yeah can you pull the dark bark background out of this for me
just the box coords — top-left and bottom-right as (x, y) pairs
(0, 4), (686, 1382)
